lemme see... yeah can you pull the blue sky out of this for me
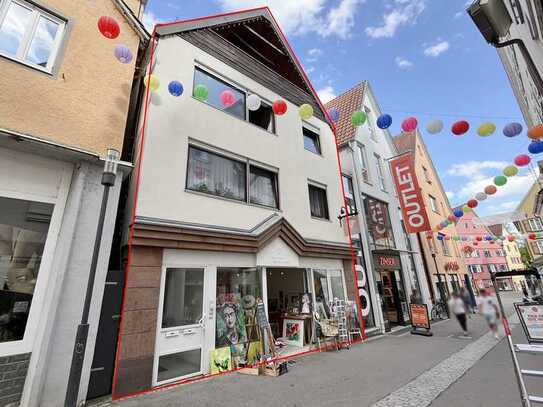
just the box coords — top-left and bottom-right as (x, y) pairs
(143, 0), (538, 217)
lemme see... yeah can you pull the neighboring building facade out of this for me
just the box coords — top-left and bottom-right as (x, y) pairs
(456, 211), (511, 292)
(326, 83), (431, 333)
(0, 0), (146, 406)
(394, 131), (470, 302)
(468, 0), (543, 126)
(515, 178), (543, 276)
(114, 9), (358, 398)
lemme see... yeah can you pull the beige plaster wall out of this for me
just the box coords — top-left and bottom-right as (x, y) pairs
(411, 133), (469, 292)
(0, 0), (142, 155)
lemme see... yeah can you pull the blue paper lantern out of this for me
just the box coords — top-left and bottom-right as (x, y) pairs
(503, 122), (523, 137)
(453, 209), (464, 218)
(485, 235), (493, 241)
(437, 235), (444, 241)
(528, 140), (543, 154)
(377, 114), (392, 129)
(327, 107), (340, 123)
(168, 81), (184, 97)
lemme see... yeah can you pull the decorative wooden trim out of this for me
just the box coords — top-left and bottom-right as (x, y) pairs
(132, 218), (352, 259)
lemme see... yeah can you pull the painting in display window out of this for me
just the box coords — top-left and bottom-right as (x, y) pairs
(283, 319), (304, 347)
(210, 347), (232, 375)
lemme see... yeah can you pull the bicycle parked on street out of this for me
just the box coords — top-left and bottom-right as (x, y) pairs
(430, 301), (449, 320)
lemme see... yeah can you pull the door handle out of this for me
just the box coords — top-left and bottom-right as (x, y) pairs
(165, 331), (180, 338)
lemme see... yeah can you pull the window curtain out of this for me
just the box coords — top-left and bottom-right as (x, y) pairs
(187, 148), (246, 201)
(309, 186), (328, 218)
(249, 167), (277, 208)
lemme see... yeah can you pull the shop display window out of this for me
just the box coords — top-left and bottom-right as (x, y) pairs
(215, 268), (262, 368)
(0, 196), (53, 343)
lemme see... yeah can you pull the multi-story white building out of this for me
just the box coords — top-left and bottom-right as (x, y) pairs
(326, 82), (431, 334)
(468, 0), (543, 125)
(113, 8), (359, 398)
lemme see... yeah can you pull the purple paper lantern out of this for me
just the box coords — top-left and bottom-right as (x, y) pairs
(114, 44), (133, 64)
(503, 122), (523, 138)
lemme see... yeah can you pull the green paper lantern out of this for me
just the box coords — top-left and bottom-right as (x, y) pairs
(494, 175), (507, 186)
(463, 205), (471, 213)
(453, 236), (460, 241)
(194, 84), (209, 101)
(351, 111), (367, 126)
(299, 103), (314, 120)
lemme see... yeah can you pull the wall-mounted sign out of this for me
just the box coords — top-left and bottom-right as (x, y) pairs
(389, 152), (431, 233)
(374, 253), (400, 270)
(444, 262), (460, 271)
(515, 303), (543, 343)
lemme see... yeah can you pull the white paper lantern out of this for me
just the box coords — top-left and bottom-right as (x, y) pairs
(426, 119), (444, 134)
(475, 192), (487, 201)
(247, 94), (261, 111)
(151, 92), (162, 106)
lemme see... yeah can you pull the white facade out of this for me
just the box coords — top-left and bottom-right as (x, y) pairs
(338, 84), (431, 333)
(116, 14), (358, 395)
(493, 0), (543, 125)
(0, 136), (125, 407)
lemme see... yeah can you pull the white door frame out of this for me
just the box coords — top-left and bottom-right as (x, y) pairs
(152, 264), (215, 387)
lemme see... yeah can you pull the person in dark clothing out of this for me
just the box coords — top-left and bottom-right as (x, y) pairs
(448, 292), (470, 337)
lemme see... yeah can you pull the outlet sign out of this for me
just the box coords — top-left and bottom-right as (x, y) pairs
(390, 152), (431, 233)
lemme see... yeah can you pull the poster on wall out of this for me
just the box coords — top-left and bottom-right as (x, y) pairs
(389, 152), (431, 233)
(515, 303), (543, 343)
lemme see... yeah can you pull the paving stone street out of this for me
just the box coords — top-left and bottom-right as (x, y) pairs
(88, 292), (540, 407)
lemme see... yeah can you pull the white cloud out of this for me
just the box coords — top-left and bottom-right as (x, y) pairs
(423, 40), (450, 57)
(454, 11), (463, 19)
(317, 85), (336, 103)
(142, 10), (163, 31)
(306, 48), (323, 62)
(365, 0), (426, 39)
(447, 161), (508, 180)
(446, 191), (455, 200)
(446, 160), (538, 206)
(217, 0), (365, 39)
(395, 56), (413, 69)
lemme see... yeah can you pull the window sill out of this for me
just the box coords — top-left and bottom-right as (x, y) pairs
(0, 51), (54, 77)
(304, 149), (324, 157)
(311, 216), (332, 223)
(191, 96), (277, 137)
(185, 188), (281, 212)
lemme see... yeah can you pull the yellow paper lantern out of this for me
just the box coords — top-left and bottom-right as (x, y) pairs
(477, 122), (496, 137)
(503, 165), (518, 177)
(299, 103), (314, 120)
(144, 74), (160, 91)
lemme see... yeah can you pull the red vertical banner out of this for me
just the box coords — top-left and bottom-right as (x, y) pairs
(389, 152), (431, 233)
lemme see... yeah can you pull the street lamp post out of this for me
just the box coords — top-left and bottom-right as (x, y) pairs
(65, 149), (120, 407)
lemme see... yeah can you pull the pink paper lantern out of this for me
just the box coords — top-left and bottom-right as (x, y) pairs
(401, 117), (418, 133)
(514, 154), (531, 167)
(220, 90), (236, 108)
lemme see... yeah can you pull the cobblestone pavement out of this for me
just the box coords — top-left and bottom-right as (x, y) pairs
(93, 292), (536, 407)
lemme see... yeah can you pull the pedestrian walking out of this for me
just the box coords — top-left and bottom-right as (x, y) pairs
(460, 287), (473, 315)
(477, 289), (500, 339)
(448, 292), (470, 337)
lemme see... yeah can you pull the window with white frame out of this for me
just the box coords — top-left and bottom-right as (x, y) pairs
(488, 264), (497, 273)
(374, 154), (386, 191)
(536, 240), (543, 254)
(439, 238), (450, 256)
(528, 217), (543, 231)
(308, 183), (329, 220)
(0, 0), (65, 73)
(193, 67), (275, 133)
(483, 250), (491, 258)
(471, 249), (480, 258)
(429, 195), (438, 213)
(357, 143), (371, 183)
(0, 196), (53, 342)
(303, 125), (321, 155)
(186, 145), (279, 209)
(364, 106), (377, 141)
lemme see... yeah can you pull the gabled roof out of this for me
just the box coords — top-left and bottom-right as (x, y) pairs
(324, 82), (367, 146)
(153, 7), (329, 124)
